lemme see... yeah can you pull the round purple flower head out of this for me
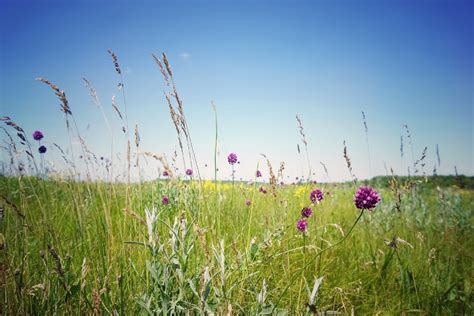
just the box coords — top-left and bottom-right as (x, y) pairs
(162, 170), (169, 177)
(245, 199), (251, 206)
(310, 188), (324, 203)
(259, 186), (267, 194)
(186, 168), (193, 176)
(354, 186), (380, 210)
(33, 130), (44, 141)
(296, 219), (308, 232)
(301, 207), (313, 218)
(256, 170), (262, 178)
(162, 195), (169, 205)
(227, 152), (238, 165)
(38, 145), (47, 154)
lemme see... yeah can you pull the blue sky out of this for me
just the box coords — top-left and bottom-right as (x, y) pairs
(0, 0), (472, 181)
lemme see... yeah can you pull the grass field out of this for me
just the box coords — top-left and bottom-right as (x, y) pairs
(1, 174), (473, 314)
(1, 50), (473, 315)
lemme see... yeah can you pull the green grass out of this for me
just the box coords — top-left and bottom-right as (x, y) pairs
(1, 175), (473, 314)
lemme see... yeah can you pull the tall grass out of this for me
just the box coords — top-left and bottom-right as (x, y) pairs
(0, 51), (473, 315)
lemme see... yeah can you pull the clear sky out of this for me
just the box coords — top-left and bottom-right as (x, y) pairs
(1, 0), (472, 182)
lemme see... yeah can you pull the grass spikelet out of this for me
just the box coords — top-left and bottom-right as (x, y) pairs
(151, 53), (170, 86)
(35, 77), (72, 115)
(343, 140), (357, 184)
(296, 114), (312, 180)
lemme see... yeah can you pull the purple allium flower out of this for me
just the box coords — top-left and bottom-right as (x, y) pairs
(354, 186), (381, 210)
(259, 186), (267, 194)
(186, 168), (193, 176)
(227, 152), (238, 165)
(256, 170), (262, 177)
(163, 170), (169, 177)
(162, 195), (169, 205)
(301, 207), (313, 218)
(245, 199), (251, 206)
(33, 130), (44, 141)
(38, 145), (47, 154)
(310, 188), (324, 203)
(296, 219), (308, 232)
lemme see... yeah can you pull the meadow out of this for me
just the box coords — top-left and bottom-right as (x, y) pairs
(1, 52), (473, 315)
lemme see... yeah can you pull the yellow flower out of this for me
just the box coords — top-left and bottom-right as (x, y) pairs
(293, 186), (306, 199)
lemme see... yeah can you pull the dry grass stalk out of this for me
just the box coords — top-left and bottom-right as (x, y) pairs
(107, 49), (131, 206)
(162, 52), (173, 78)
(400, 135), (404, 159)
(152, 53), (203, 181)
(107, 49), (121, 75)
(47, 244), (64, 276)
(194, 224), (210, 262)
(141, 151), (173, 177)
(134, 124), (140, 149)
(111, 96), (124, 123)
(92, 288), (101, 315)
(151, 53), (169, 86)
(165, 93), (187, 171)
(389, 168), (402, 212)
(261, 154), (277, 197)
(82, 78), (100, 107)
(414, 146), (428, 175)
(295, 114), (312, 180)
(0, 118), (26, 145)
(436, 144), (441, 167)
(53, 143), (74, 168)
(122, 208), (146, 226)
(35, 78), (72, 115)
(0, 127), (19, 169)
(0, 117), (38, 174)
(343, 140), (357, 184)
(403, 124), (415, 167)
(361, 111), (372, 176)
(0, 194), (25, 219)
(277, 161), (285, 182)
(320, 161), (329, 178)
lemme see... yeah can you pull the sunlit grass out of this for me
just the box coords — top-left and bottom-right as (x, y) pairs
(1, 175), (472, 314)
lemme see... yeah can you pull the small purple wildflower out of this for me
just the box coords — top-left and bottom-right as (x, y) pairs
(310, 188), (324, 203)
(296, 219), (308, 232)
(33, 130), (44, 141)
(245, 199), (251, 206)
(162, 195), (169, 205)
(227, 152), (238, 165)
(301, 207), (313, 218)
(186, 168), (193, 176)
(354, 186), (381, 210)
(163, 170), (169, 177)
(256, 170), (262, 177)
(38, 145), (47, 154)
(259, 186), (267, 194)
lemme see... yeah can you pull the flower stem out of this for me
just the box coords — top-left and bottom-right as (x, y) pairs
(273, 209), (365, 310)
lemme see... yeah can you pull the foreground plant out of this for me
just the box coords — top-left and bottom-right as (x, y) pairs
(275, 185), (381, 312)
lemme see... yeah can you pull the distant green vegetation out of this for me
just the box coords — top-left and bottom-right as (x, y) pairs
(367, 175), (474, 190)
(1, 175), (473, 314)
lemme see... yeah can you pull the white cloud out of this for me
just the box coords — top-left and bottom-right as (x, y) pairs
(179, 52), (191, 60)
